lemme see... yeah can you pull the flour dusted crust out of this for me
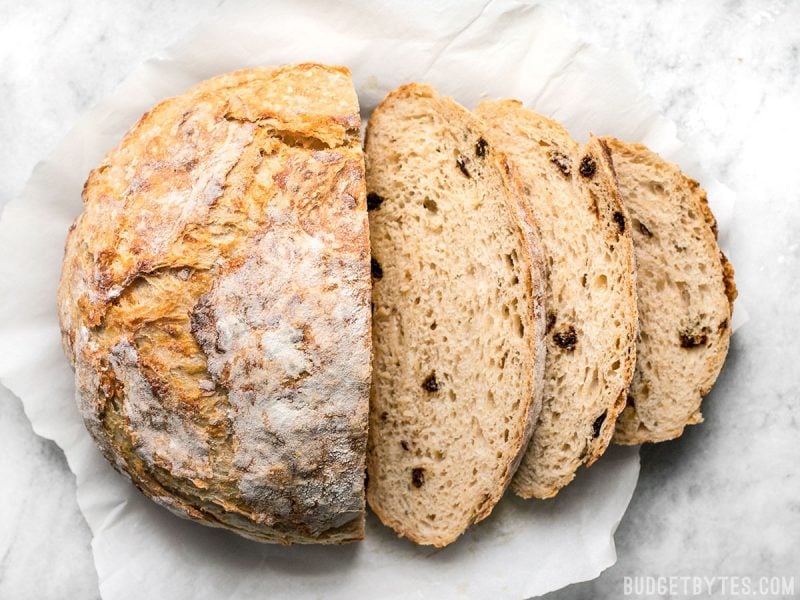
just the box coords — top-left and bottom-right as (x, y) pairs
(57, 64), (371, 543)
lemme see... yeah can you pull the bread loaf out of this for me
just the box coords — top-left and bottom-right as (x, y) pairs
(477, 102), (638, 498)
(601, 138), (736, 444)
(365, 84), (546, 546)
(57, 64), (371, 543)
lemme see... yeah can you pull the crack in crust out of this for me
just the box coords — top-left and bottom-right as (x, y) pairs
(57, 64), (371, 544)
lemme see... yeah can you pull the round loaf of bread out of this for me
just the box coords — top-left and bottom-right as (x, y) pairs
(57, 64), (372, 544)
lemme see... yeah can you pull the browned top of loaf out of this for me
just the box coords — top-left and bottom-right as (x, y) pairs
(57, 64), (371, 543)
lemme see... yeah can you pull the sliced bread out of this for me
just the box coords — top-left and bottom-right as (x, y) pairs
(477, 101), (638, 498)
(365, 84), (547, 546)
(601, 138), (737, 444)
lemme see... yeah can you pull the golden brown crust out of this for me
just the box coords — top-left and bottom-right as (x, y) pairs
(57, 64), (371, 543)
(720, 251), (738, 309)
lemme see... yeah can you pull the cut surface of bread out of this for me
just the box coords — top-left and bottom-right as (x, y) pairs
(366, 84), (546, 546)
(602, 138), (736, 444)
(58, 64), (371, 544)
(477, 101), (638, 499)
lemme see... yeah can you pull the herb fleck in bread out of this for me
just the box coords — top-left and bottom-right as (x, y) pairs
(477, 101), (638, 498)
(601, 138), (737, 444)
(365, 84), (546, 546)
(58, 64), (371, 544)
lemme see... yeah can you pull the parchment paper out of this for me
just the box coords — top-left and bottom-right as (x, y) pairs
(0, 1), (745, 598)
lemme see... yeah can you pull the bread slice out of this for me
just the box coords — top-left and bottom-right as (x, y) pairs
(601, 138), (737, 444)
(365, 84), (546, 546)
(477, 101), (638, 498)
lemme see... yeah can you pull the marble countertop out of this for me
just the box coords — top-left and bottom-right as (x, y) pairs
(1, 1), (798, 598)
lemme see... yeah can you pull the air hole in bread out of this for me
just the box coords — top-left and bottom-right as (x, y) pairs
(585, 368), (599, 394)
(635, 219), (653, 237)
(612, 211), (626, 233)
(592, 411), (608, 437)
(545, 312), (556, 334)
(513, 314), (525, 338)
(371, 257), (383, 279)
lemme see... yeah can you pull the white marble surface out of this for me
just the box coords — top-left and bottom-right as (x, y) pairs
(0, 1), (798, 598)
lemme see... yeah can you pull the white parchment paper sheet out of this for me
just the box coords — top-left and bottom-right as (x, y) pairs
(0, 1), (743, 598)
